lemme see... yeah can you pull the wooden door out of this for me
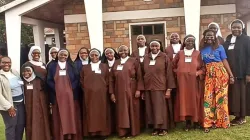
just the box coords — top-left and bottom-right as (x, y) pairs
(131, 24), (165, 52)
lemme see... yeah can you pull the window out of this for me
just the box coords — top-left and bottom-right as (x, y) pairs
(143, 25), (153, 35)
(154, 24), (164, 34)
(131, 24), (164, 35)
(132, 26), (142, 35)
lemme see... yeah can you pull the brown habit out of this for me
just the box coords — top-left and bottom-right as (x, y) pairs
(52, 65), (82, 140)
(131, 48), (149, 129)
(110, 57), (144, 136)
(165, 45), (175, 61)
(80, 63), (111, 136)
(104, 61), (116, 134)
(172, 50), (203, 122)
(143, 52), (176, 130)
(24, 77), (51, 140)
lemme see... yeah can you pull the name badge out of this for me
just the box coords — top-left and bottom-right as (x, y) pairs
(27, 84), (33, 90)
(18, 81), (24, 85)
(40, 66), (46, 69)
(185, 57), (192, 63)
(95, 69), (101, 74)
(117, 65), (123, 70)
(140, 57), (144, 63)
(82, 61), (88, 65)
(173, 54), (176, 58)
(59, 70), (66, 76)
(149, 60), (156, 65)
(228, 44), (235, 50)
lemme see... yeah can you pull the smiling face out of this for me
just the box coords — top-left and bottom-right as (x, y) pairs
(105, 49), (114, 61)
(150, 42), (160, 54)
(170, 33), (180, 44)
(90, 51), (100, 63)
(137, 35), (146, 47)
(231, 22), (243, 36)
(79, 48), (89, 60)
(32, 49), (41, 62)
(22, 67), (32, 79)
(118, 46), (129, 58)
(185, 38), (195, 50)
(58, 51), (69, 62)
(0, 57), (11, 72)
(205, 31), (215, 45)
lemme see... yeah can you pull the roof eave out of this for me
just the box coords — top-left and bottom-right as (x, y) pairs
(0, 0), (28, 13)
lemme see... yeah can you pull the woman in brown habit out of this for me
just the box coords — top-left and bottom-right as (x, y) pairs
(110, 45), (144, 138)
(173, 35), (204, 131)
(143, 40), (176, 136)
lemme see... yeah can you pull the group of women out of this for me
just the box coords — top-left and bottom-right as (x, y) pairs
(1, 18), (250, 140)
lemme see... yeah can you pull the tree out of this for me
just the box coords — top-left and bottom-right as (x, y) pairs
(0, 19), (34, 45)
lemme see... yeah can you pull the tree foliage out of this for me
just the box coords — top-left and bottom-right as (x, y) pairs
(0, 19), (34, 45)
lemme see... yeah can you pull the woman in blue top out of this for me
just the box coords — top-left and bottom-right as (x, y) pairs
(200, 29), (234, 133)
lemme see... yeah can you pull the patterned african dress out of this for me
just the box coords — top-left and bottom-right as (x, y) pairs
(201, 45), (230, 128)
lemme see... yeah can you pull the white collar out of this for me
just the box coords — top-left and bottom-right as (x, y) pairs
(107, 58), (115, 67)
(184, 48), (194, 56)
(121, 56), (129, 64)
(151, 51), (160, 60)
(138, 46), (147, 57)
(90, 61), (101, 71)
(58, 61), (66, 69)
(230, 35), (237, 43)
(172, 44), (181, 54)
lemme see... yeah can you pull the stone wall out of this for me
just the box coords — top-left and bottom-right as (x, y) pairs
(64, 1), (85, 15)
(103, 17), (185, 49)
(103, 0), (184, 12)
(201, 0), (235, 6)
(65, 23), (90, 59)
(200, 13), (236, 39)
(64, 0), (237, 59)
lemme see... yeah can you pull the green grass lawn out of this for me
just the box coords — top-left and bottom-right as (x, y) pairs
(0, 117), (250, 140)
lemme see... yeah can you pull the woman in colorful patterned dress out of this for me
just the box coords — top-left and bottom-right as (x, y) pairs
(200, 29), (234, 133)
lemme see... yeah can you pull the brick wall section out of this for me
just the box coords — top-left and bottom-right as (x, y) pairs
(64, 1), (85, 15)
(236, 0), (250, 17)
(201, 0), (235, 6)
(103, 17), (186, 49)
(65, 23), (90, 60)
(64, 0), (236, 15)
(200, 13), (236, 39)
(103, 0), (184, 12)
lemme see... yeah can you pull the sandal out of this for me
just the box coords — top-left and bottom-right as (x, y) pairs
(204, 128), (210, 133)
(241, 119), (247, 124)
(158, 130), (168, 136)
(151, 129), (158, 136)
